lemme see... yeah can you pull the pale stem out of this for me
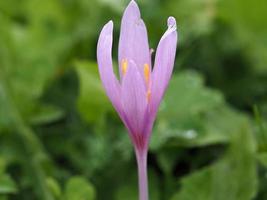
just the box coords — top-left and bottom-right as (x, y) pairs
(135, 148), (149, 200)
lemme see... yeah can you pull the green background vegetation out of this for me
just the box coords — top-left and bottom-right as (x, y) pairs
(0, 0), (267, 199)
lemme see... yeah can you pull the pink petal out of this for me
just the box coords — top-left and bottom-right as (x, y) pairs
(97, 21), (122, 113)
(151, 17), (178, 115)
(118, 0), (151, 79)
(121, 60), (148, 135)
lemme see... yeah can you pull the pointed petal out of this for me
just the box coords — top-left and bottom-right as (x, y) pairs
(151, 17), (178, 114)
(97, 21), (122, 113)
(121, 61), (147, 135)
(118, 0), (151, 78)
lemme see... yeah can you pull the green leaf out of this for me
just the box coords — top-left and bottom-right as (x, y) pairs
(150, 71), (258, 195)
(0, 84), (13, 130)
(151, 71), (227, 150)
(165, 0), (217, 43)
(219, 0), (267, 34)
(46, 177), (61, 199)
(0, 195), (8, 200)
(258, 153), (267, 168)
(64, 176), (95, 200)
(170, 121), (257, 200)
(218, 0), (267, 71)
(75, 60), (112, 124)
(160, 71), (223, 118)
(28, 104), (64, 125)
(0, 159), (5, 176)
(0, 174), (17, 194)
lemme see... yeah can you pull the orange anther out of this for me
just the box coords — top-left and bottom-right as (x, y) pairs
(122, 59), (128, 75)
(144, 64), (150, 85)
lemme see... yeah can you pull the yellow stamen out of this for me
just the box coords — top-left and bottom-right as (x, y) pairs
(122, 59), (128, 75)
(144, 63), (150, 84)
(146, 90), (151, 102)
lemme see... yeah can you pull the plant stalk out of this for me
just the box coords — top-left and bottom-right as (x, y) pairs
(135, 149), (149, 200)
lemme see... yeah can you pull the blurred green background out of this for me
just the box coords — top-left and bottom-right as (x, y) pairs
(0, 0), (267, 199)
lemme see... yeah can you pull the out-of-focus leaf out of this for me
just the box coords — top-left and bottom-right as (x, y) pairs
(0, 84), (12, 130)
(46, 177), (61, 199)
(258, 153), (267, 168)
(170, 122), (257, 200)
(84, 131), (131, 177)
(165, 0), (217, 43)
(156, 151), (179, 176)
(218, 0), (267, 71)
(98, 0), (126, 12)
(151, 71), (226, 150)
(219, 0), (267, 35)
(0, 159), (5, 176)
(64, 176), (95, 200)
(0, 175), (17, 194)
(160, 71), (223, 117)
(28, 104), (64, 125)
(150, 71), (258, 190)
(75, 61), (112, 124)
(253, 106), (267, 152)
(0, 195), (7, 200)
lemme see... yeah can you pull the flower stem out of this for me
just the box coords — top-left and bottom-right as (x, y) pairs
(135, 149), (149, 200)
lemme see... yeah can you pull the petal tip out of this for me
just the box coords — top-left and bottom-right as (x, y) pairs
(124, 0), (140, 18)
(167, 17), (176, 28)
(129, 0), (138, 8)
(160, 17), (177, 40)
(103, 20), (114, 34)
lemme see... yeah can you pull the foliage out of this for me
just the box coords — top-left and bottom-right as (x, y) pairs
(0, 0), (266, 199)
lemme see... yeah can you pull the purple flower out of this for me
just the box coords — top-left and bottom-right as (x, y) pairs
(97, 1), (177, 199)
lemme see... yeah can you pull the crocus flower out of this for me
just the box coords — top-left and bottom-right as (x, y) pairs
(97, 1), (177, 199)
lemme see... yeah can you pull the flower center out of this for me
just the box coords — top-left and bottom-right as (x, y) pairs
(121, 59), (151, 102)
